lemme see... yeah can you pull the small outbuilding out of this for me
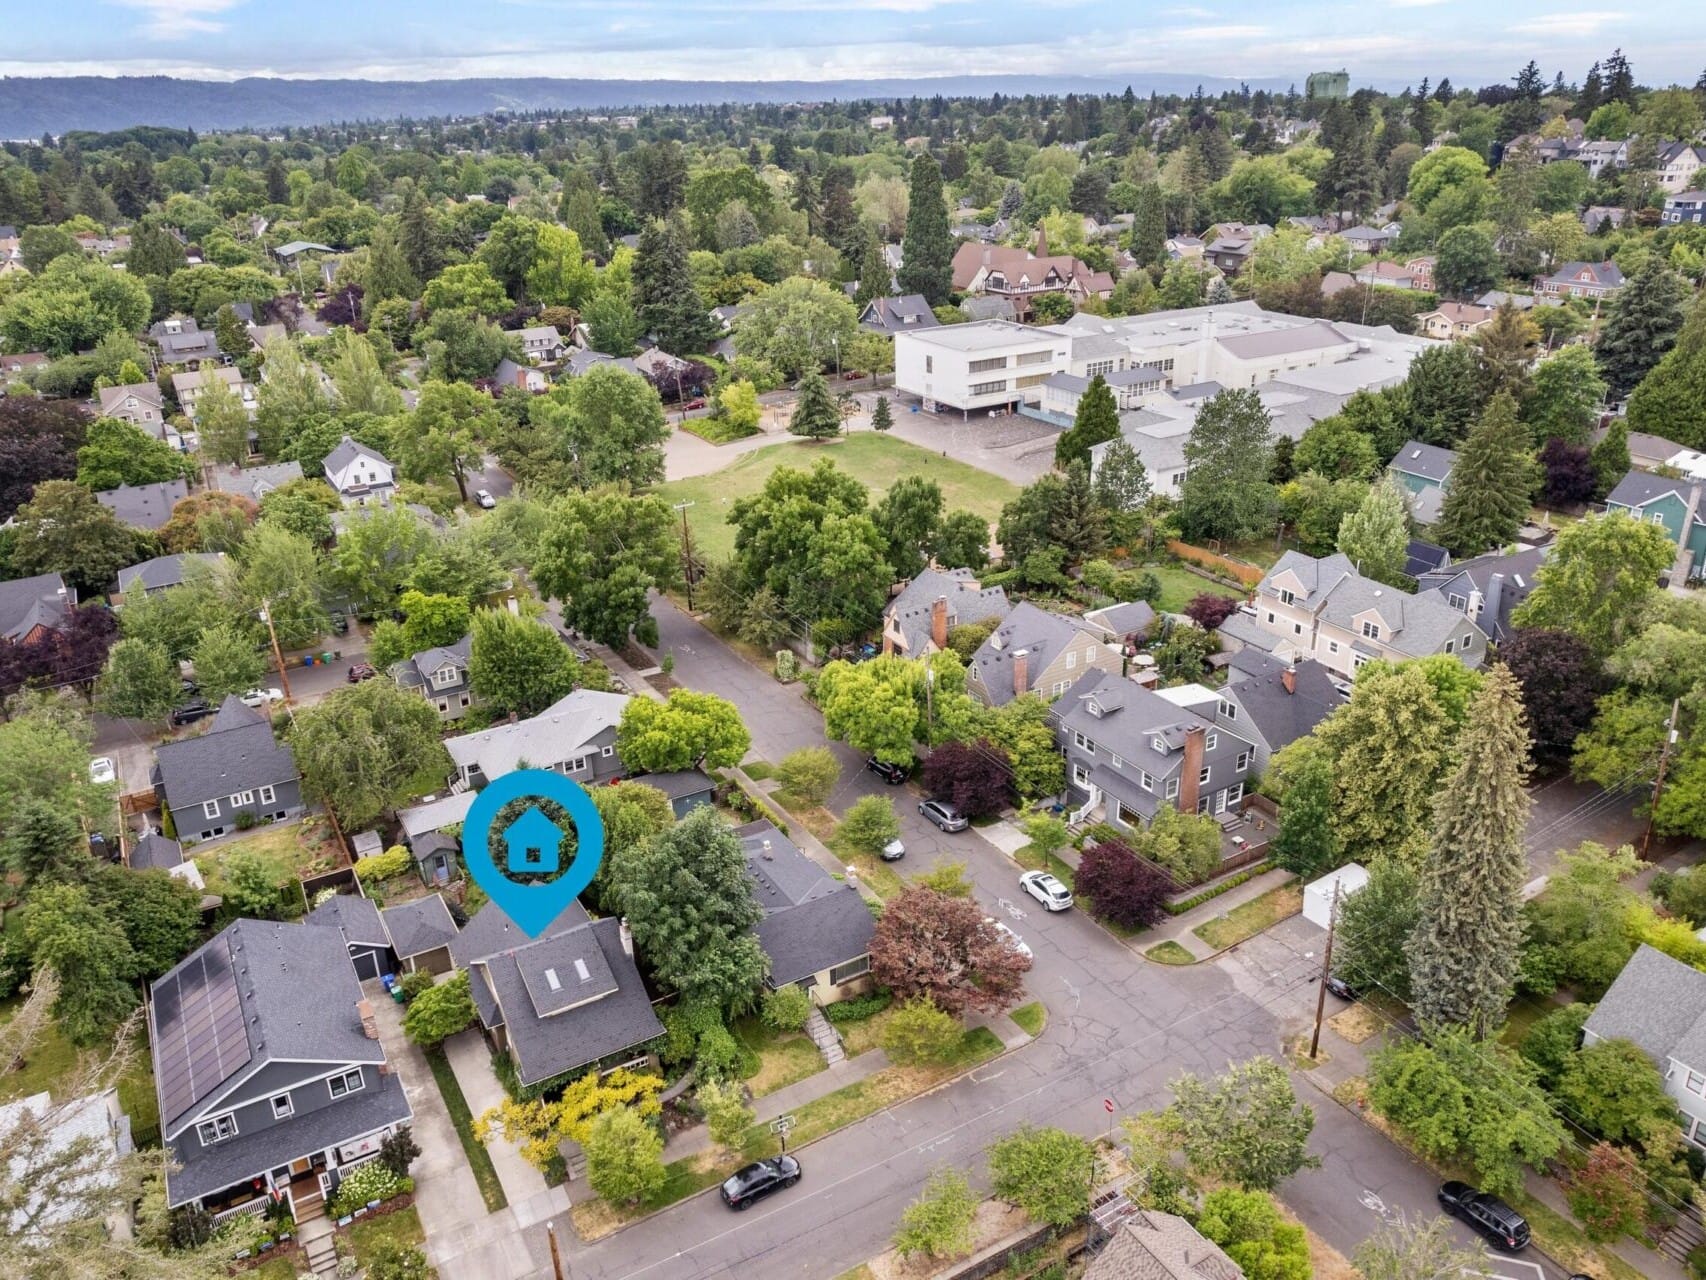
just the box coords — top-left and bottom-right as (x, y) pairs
(1303, 863), (1369, 929)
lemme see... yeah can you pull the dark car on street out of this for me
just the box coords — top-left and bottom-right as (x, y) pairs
(866, 756), (908, 785)
(170, 700), (214, 727)
(347, 662), (378, 683)
(720, 1156), (801, 1210)
(1323, 974), (1359, 1001)
(1438, 1181), (1530, 1252)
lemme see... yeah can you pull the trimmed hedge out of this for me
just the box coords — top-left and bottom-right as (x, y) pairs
(824, 989), (892, 1024)
(1162, 862), (1271, 916)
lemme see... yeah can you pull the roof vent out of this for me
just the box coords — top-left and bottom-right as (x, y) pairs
(1409, 449), (1421, 459)
(545, 967), (561, 991)
(574, 958), (591, 982)
(761, 839), (773, 859)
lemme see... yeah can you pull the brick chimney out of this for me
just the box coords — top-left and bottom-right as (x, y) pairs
(357, 999), (379, 1040)
(931, 596), (949, 650)
(1177, 724), (1207, 814)
(1011, 649), (1030, 699)
(1281, 666), (1296, 695)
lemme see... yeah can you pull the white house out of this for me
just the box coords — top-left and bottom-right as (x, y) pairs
(892, 321), (1069, 416)
(322, 435), (397, 507)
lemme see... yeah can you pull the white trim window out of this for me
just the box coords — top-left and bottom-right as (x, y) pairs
(271, 1093), (293, 1119)
(1217, 699), (1236, 720)
(229, 790), (253, 807)
(1165, 778), (1180, 800)
(328, 1069), (366, 1100)
(1139, 771), (1153, 792)
(1361, 620), (1381, 640)
(601, 745), (614, 757)
(1198, 766), (1211, 785)
(829, 956), (871, 985)
(1073, 764), (1091, 788)
(258, 785), (276, 804)
(1205, 733), (1218, 752)
(1236, 751), (1252, 773)
(1073, 731), (1094, 753)
(1226, 781), (1244, 806)
(202, 799), (220, 819)
(563, 755), (589, 774)
(1278, 589), (1295, 606)
(1687, 1070), (1706, 1097)
(197, 1114), (238, 1145)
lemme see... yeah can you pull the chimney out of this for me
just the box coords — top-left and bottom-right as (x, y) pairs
(931, 596), (949, 650)
(1011, 649), (1030, 698)
(619, 918), (634, 958)
(1281, 666), (1296, 695)
(1177, 724), (1207, 814)
(357, 999), (379, 1040)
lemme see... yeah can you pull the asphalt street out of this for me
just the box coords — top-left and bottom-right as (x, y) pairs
(483, 596), (1581, 1280)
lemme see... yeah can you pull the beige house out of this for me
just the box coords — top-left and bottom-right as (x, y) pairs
(740, 820), (875, 1009)
(1253, 551), (1487, 680)
(967, 602), (1122, 706)
(1418, 302), (1494, 340)
(97, 381), (169, 431)
(171, 365), (256, 420)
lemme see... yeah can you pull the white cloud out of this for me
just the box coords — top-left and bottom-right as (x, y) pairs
(1391, 0), (1451, 7)
(110, 0), (245, 39)
(1509, 10), (1626, 36)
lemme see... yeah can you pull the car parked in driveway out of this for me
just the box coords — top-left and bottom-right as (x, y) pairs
(918, 799), (969, 832)
(89, 757), (116, 785)
(720, 1156), (800, 1210)
(866, 756), (908, 785)
(170, 700), (214, 727)
(1020, 869), (1073, 911)
(1438, 1181), (1530, 1252)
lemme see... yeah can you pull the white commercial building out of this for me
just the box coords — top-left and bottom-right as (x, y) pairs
(892, 320), (1069, 416)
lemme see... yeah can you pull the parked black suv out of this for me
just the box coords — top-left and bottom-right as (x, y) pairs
(866, 756), (909, 785)
(170, 700), (214, 727)
(720, 1156), (800, 1210)
(1438, 1181), (1530, 1252)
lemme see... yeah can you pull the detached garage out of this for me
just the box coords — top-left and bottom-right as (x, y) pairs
(1303, 863), (1369, 929)
(304, 893), (395, 981)
(382, 895), (460, 975)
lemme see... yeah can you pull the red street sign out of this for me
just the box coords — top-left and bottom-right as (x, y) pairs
(1103, 1098), (1115, 1113)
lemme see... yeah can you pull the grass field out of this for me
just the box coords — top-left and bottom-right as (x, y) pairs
(0, 994), (161, 1144)
(1141, 562), (1245, 613)
(653, 434), (1020, 563)
(1192, 882), (1302, 952)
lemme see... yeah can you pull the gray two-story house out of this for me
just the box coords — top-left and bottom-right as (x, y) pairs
(150, 919), (413, 1221)
(444, 689), (630, 791)
(390, 635), (475, 722)
(1215, 652), (1343, 776)
(739, 819), (876, 1006)
(151, 696), (304, 843)
(1415, 545), (1549, 645)
(967, 602), (1122, 707)
(1055, 669), (1259, 830)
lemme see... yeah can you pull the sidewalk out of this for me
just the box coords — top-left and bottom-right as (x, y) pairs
(1139, 866), (1293, 961)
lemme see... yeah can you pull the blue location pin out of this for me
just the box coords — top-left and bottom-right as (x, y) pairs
(460, 768), (607, 938)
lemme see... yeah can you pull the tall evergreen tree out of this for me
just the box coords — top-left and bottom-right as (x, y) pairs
(898, 153), (954, 306)
(1597, 257), (1687, 399)
(1177, 389), (1274, 543)
(562, 183), (609, 259)
(399, 186), (442, 283)
(1405, 666), (1533, 1038)
(1602, 48), (1635, 105)
(1588, 417), (1631, 498)
(820, 164), (860, 258)
(1627, 305), (1706, 448)
(1129, 182), (1167, 268)
(632, 220), (716, 356)
(1270, 753), (1341, 879)
(1054, 375), (1119, 467)
(788, 370), (842, 440)
(1434, 392), (1533, 557)
(1475, 302), (1541, 402)
(1336, 477), (1411, 584)
(854, 233), (891, 310)
(1576, 62), (1604, 116)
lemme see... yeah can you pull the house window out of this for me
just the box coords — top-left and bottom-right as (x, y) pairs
(1217, 699), (1236, 720)
(259, 785), (275, 804)
(564, 755), (589, 773)
(1236, 751), (1252, 772)
(1165, 778), (1180, 799)
(1139, 771), (1153, 792)
(1086, 359), (1115, 377)
(1065, 650), (1076, 669)
(1226, 782), (1244, 806)
(969, 379), (1008, 396)
(1265, 611), (1276, 625)
(1072, 764), (1090, 787)
(1687, 1071), (1706, 1097)
(328, 1070), (365, 1100)
(437, 699), (450, 712)
(229, 791), (253, 807)
(1651, 513), (1666, 525)
(1278, 589), (1295, 606)
(601, 745), (614, 757)
(1361, 620), (1381, 640)
(1204, 733), (1218, 752)
(432, 666), (459, 687)
(1448, 593), (1467, 611)
(1352, 653), (1370, 670)
(829, 956), (871, 985)
(1445, 639), (1455, 654)
(1051, 681), (1068, 696)
(1073, 731), (1094, 752)
(1110, 753), (1123, 769)
(197, 1114), (238, 1145)
(271, 1093), (293, 1120)
(202, 799), (220, 819)
(1463, 633), (1473, 648)
(1328, 640), (1340, 655)
(1151, 736), (1166, 753)
(1198, 766), (1211, 785)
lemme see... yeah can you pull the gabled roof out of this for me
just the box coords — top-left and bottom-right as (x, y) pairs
(391, 634), (472, 691)
(1404, 538), (1451, 579)
(304, 893), (390, 948)
(1585, 945), (1706, 1070)
(1544, 260), (1624, 287)
(859, 294), (938, 334)
(95, 478), (189, 531)
(207, 460), (304, 501)
(444, 688), (629, 779)
(0, 572), (72, 642)
(884, 567), (1010, 656)
(1220, 654), (1342, 754)
(381, 894), (460, 959)
(151, 695), (298, 810)
(117, 552), (223, 596)
(451, 899), (592, 970)
(969, 602), (1097, 707)
(1416, 545), (1549, 643)
(1388, 440), (1458, 484)
(1087, 1208), (1244, 1280)
(399, 790), (477, 842)
(738, 820), (875, 985)
(1083, 601), (1158, 642)
(625, 769), (715, 801)
(322, 435), (393, 481)
(96, 381), (166, 415)
(130, 831), (184, 872)
(1606, 468), (1696, 511)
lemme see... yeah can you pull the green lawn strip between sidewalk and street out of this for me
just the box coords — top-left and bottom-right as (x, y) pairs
(1009, 1001), (1046, 1038)
(1191, 881), (1302, 952)
(1144, 940), (1198, 965)
(1013, 842), (1076, 891)
(422, 1044), (508, 1214)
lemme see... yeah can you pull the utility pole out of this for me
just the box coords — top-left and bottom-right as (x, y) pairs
(1309, 881), (1341, 1061)
(546, 1221), (566, 1280)
(1642, 697), (1683, 861)
(673, 501), (696, 612)
(258, 600), (295, 703)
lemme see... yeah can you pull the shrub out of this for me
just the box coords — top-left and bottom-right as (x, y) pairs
(776, 746), (839, 804)
(1076, 840), (1173, 929)
(378, 1127), (422, 1178)
(760, 985), (813, 1033)
(367, 1244), (430, 1280)
(398, 970), (435, 1001)
(912, 859), (973, 897)
(837, 794), (900, 854)
(1183, 593), (1240, 630)
(987, 1126), (1095, 1227)
(893, 1168), (978, 1260)
(697, 1078), (755, 1149)
(584, 1107), (667, 1207)
(879, 998), (965, 1066)
(1568, 1143), (1648, 1242)
(354, 846), (413, 884)
(824, 989), (892, 1023)
(328, 1160), (411, 1217)
(403, 971), (476, 1045)
(1196, 1187), (1311, 1280)
(694, 1022), (743, 1079)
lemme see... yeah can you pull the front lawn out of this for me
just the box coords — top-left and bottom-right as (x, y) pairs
(825, 830), (907, 900)
(653, 434), (1019, 563)
(340, 1202), (425, 1268)
(732, 1016), (826, 1097)
(1192, 882), (1302, 952)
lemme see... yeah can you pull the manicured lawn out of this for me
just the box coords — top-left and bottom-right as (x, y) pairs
(1140, 563), (1244, 614)
(653, 434), (1020, 562)
(422, 1045), (508, 1213)
(741, 760), (777, 781)
(341, 1202), (426, 1267)
(732, 1016), (827, 1097)
(1144, 940), (1197, 965)
(681, 416), (760, 444)
(1013, 842), (1076, 891)
(0, 995), (161, 1145)
(1010, 1001), (1047, 1038)
(245, 1255), (300, 1280)
(1192, 882), (1301, 951)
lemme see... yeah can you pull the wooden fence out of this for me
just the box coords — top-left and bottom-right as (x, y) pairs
(1166, 539), (1266, 587)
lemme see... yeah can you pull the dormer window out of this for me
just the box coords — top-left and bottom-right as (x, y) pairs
(1278, 589), (1295, 606)
(1151, 735), (1166, 754)
(1217, 699), (1236, 720)
(1361, 620), (1381, 641)
(432, 665), (460, 687)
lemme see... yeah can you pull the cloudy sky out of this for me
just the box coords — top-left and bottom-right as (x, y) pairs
(3, 0), (1700, 86)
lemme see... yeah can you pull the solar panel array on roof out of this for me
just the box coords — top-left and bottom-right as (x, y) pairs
(154, 938), (252, 1125)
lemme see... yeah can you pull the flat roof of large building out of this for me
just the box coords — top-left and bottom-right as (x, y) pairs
(895, 320), (1063, 351)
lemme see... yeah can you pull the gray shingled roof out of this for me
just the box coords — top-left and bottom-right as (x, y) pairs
(1415, 545), (1548, 643)
(1585, 945), (1706, 1069)
(130, 831), (184, 872)
(323, 434), (392, 478)
(1388, 440), (1458, 484)
(0, 572), (72, 643)
(884, 568), (1010, 657)
(96, 479), (189, 531)
(450, 899), (592, 970)
(1220, 655), (1342, 754)
(627, 769), (715, 801)
(1315, 568), (1471, 659)
(208, 460), (304, 501)
(151, 696), (298, 811)
(444, 689), (628, 779)
(381, 895), (460, 959)
(1055, 670), (1256, 792)
(859, 294), (939, 334)
(117, 552), (223, 596)
(737, 820), (874, 986)
(1086, 1208), (1244, 1280)
(1083, 601), (1158, 641)
(970, 602), (1097, 707)
(392, 634), (472, 691)
(1606, 469), (1695, 510)
(304, 893), (389, 948)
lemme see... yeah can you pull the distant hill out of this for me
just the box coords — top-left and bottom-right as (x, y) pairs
(0, 73), (1300, 138)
